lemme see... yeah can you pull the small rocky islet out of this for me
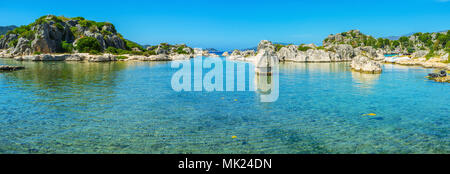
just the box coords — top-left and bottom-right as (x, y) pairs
(0, 15), (449, 82)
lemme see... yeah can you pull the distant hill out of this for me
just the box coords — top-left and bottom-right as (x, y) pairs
(239, 42), (293, 51)
(0, 25), (17, 35)
(204, 48), (220, 52)
(383, 30), (449, 40)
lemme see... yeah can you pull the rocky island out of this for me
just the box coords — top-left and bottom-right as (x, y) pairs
(0, 15), (448, 80)
(0, 15), (217, 62)
(224, 29), (449, 75)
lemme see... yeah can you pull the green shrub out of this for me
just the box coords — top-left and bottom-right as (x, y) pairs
(34, 51), (42, 55)
(125, 40), (143, 51)
(76, 37), (102, 53)
(71, 17), (85, 21)
(20, 30), (35, 40)
(425, 51), (435, 60)
(54, 23), (64, 30)
(7, 25), (31, 35)
(298, 44), (311, 51)
(274, 44), (286, 51)
(79, 20), (95, 28)
(89, 50), (101, 55)
(8, 39), (18, 48)
(117, 49), (131, 55)
(0, 35), (4, 39)
(146, 50), (156, 56)
(101, 30), (113, 36)
(70, 27), (80, 37)
(61, 41), (74, 53)
(89, 25), (98, 32)
(130, 51), (144, 55)
(175, 46), (189, 54)
(106, 47), (119, 54)
(116, 56), (128, 59)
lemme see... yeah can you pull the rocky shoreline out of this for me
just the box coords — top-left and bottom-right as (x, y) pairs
(0, 48), (219, 62)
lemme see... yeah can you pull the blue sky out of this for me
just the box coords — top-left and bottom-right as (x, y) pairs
(0, 0), (449, 50)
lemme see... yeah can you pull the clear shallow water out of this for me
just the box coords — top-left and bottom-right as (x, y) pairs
(0, 57), (448, 154)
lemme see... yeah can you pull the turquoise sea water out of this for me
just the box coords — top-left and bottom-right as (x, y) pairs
(0, 57), (448, 154)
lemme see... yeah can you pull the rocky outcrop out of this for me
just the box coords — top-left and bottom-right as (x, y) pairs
(13, 37), (32, 56)
(0, 34), (18, 49)
(277, 45), (298, 61)
(395, 58), (449, 70)
(0, 15), (127, 56)
(412, 50), (429, 58)
(87, 54), (117, 62)
(427, 70), (449, 83)
(276, 43), (360, 62)
(351, 56), (382, 73)
(254, 49), (279, 75)
(222, 52), (229, 57)
(257, 40), (275, 54)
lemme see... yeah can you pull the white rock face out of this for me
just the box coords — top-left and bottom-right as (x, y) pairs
(277, 45), (298, 61)
(442, 53), (449, 61)
(16, 54), (69, 61)
(412, 50), (429, 58)
(351, 56), (382, 73)
(169, 54), (192, 60)
(384, 56), (410, 63)
(254, 50), (279, 74)
(332, 44), (355, 61)
(222, 52), (229, 57)
(88, 54), (117, 62)
(257, 40), (275, 54)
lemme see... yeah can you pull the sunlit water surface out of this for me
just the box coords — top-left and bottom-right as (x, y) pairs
(0, 57), (448, 154)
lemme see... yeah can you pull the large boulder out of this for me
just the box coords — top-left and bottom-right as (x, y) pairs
(332, 44), (354, 61)
(412, 50), (429, 58)
(257, 40), (275, 54)
(294, 49), (331, 62)
(155, 44), (170, 55)
(12, 37), (32, 56)
(277, 45), (298, 61)
(241, 50), (256, 57)
(351, 55), (382, 73)
(0, 34), (18, 49)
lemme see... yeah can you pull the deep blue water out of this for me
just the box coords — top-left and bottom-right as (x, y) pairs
(0, 57), (448, 154)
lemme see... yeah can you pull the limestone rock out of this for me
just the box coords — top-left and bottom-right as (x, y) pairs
(257, 40), (275, 54)
(351, 55), (382, 73)
(254, 50), (279, 74)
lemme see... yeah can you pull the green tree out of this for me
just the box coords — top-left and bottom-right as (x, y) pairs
(61, 41), (74, 53)
(75, 37), (102, 53)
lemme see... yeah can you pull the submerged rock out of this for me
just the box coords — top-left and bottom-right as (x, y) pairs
(0, 65), (25, 71)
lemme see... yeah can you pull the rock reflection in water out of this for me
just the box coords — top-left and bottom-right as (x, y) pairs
(280, 62), (349, 73)
(255, 68), (279, 103)
(351, 71), (380, 89)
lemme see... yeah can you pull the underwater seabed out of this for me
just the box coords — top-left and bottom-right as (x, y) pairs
(0, 57), (448, 154)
